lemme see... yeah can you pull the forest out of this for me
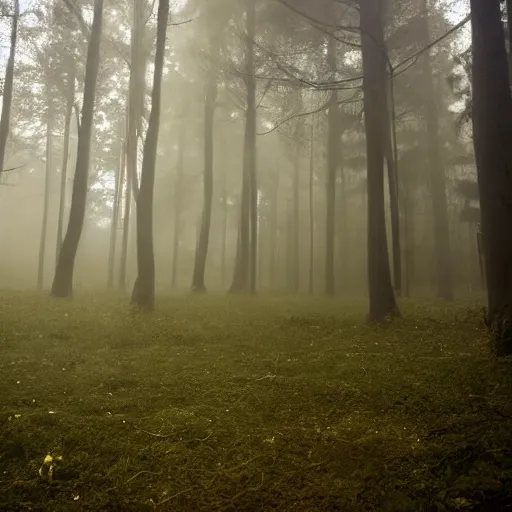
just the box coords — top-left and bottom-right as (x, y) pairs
(1, 0), (512, 510)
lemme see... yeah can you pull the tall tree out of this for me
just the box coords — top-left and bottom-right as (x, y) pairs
(309, 120), (315, 295)
(192, 32), (219, 292)
(171, 126), (185, 288)
(290, 89), (303, 295)
(360, 0), (399, 321)
(131, 0), (169, 309)
(52, 0), (104, 297)
(385, 84), (401, 295)
(107, 141), (125, 288)
(325, 35), (338, 296)
(38, 95), (53, 290)
(0, 0), (19, 176)
(126, 0), (145, 202)
(420, 0), (454, 300)
(119, 155), (132, 290)
(471, 0), (512, 354)
(229, 0), (257, 294)
(247, 0), (258, 295)
(56, 57), (76, 261)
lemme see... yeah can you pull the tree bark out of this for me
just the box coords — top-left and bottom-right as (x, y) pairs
(309, 121), (315, 295)
(385, 78), (402, 295)
(221, 160), (228, 290)
(51, 0), (103, 298)
(107, 141), (125, 288)
(192, 38), (218, 292)
(471, 0), (512, 354)
(56, 58), (76, 263)
(171, 127), (185, 288)
(119, 152), (132, 291)
(360, 0), (399, 321)
(229, 0), (257, 294)
(126, 0), (145, 203)
(38, 99), (52, 290)
(420, 0), (454, 300)
(130, 0), (169, 310)
(247, 0), (258, 295)
(291, 135), (300, 295)
(325, 35), (338, 296)
(0, 0), (19, 177)
(269, 166), (280, 289)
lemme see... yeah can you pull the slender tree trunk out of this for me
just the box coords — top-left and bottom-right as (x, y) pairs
(418, 0), (454, 300)
(247, 0), (258, 295)
(119, 163), (132, 291)
(337, 165), (347, 292)
(38, 100), (52, 290)
(309, 121), (315, 295)
(0, 0), (19, 177)
(269, 166), (279, 289)
(221, 163), (228, 289)
(52, 0), (103, 298)
(171, 127), (185, 288)
(360, 0), (399, 321)
(192, 40), (218, 292)
(56, 59), (76, 263)
(506, 0), (512, 77)
(471, 0), (512, 354)
(131, 0), (169, 310)
(126, 0), (144, 203)
(325, 36), (338, 296)
(385, 81), (402, 295)
(230, 0), (256, 294)
(107, 141), (125, 288)
(291, 141), (300, 294)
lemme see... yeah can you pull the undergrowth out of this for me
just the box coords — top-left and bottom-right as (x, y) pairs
(0, 292), (511, 511)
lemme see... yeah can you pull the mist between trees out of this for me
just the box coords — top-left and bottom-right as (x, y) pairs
(0, 0), (510, 349)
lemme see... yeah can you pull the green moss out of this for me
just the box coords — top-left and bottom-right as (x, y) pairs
(0, 292), (511, 510)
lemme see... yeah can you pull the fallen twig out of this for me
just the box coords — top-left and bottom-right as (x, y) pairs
(158, 486), (194, 505)
(254, 373), (276, 381)
(126, 470), (161, 484)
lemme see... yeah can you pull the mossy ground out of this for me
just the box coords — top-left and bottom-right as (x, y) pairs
(1, 292), (512, 511)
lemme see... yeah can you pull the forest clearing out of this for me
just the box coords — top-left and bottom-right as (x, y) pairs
(1, 0), (512, 510)
(1, 292), (511, 511)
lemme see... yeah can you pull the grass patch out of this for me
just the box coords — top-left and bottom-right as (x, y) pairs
(0, 292), (511, 511)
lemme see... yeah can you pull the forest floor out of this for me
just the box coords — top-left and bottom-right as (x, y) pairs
(1, 292), (512, 511)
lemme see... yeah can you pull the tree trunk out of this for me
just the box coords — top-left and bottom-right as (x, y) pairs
(38, 100), (52, 290)
(290, 141), (300, 295)
(506, 0), (512, 77)
(130, 0), (169, 310)
(229, 0), (256, 294)
(385, 78), (402, 295)
(119, 143), (132, 290)
(309, 121), (315, 295)
(269, 166), (280, 289)
(107, 141), (125, 288)
(56, 58), (76, 263)
(0, 0), (19, 177)
(192, 40), (218, 292)
(420, 0), (454, 300)
(221, 162), (228, 289)
(471, 0), (512, 354)
(126, 0), (145, 203)
(171, 127), (185, 288)
(337, 165), (347, 292)
(51, 0), (103, 298)
(360, 0), (399, 321)
(247, 0), (258, 295)
(325, 36), (338, 296)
